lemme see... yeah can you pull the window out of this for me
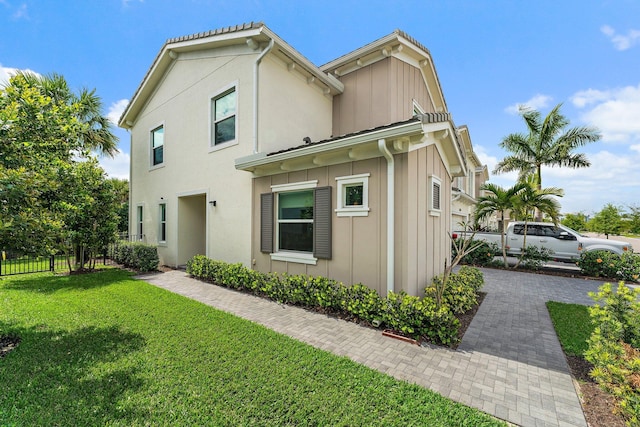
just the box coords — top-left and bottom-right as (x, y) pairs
(158, 203), (166, 243)
(335, 173), (370, 217)
(212, 88), (236, 146)
(429, 175), (442, 216)
(151, 125), (164, 166)
(136, 205), (143, 240)
(278, 190), (314, 252)
(261, 181), (332, 264)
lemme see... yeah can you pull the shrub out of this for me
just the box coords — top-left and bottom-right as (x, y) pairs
(114, 241), (158, 272)
(425, 266), (484, 314)
(577, 250), (640, 282)
(185, 255), (467, 346)
(518, 246), (553, 270)
(453, 239), (499, 267)
(585, 282), (640, 425)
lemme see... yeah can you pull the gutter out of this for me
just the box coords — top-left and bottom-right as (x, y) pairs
(253, 39), (275, 154)
(378, 138), (394, 295)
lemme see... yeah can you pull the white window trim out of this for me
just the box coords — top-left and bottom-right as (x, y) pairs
(136, 204), (144, 241)
(149, 122), (165, 171)
(158, 202), (167, 246)
(335, 173), (370, 217)
(209, 81), (239, 153)
(270, 180), (318, 265)
(429, 175), (442, 217)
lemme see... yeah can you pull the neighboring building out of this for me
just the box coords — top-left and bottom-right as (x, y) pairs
(451, 125), (490, 228)
(120, 22), (487, 296)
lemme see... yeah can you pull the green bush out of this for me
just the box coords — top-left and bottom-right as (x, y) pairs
(114, 241), (158, 272)
(577, 250), (640, 282)
(518, 246), (553, 270)
(185, 255), (469, 346)
(425, 266), (484, 314)
(453, 239), (499, 267)
(585, 282), (640, 425)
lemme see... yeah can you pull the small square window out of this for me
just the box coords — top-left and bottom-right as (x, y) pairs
(212, 88), (236, 146)
(335, 174), (370, 217)
(151, 126), (164, 166)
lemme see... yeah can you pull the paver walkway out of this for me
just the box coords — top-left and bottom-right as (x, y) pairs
(137, 268), (610, 427)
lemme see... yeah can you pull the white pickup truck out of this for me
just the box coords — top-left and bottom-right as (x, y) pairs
(458, 222), (633, 262)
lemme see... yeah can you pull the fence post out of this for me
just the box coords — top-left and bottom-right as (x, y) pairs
(50, 255), (55, 272)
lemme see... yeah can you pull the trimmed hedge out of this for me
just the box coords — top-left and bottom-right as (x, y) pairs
(577, 250), (640, 282)
(185, 255), (484, 346)
(114, 241), (159, 272)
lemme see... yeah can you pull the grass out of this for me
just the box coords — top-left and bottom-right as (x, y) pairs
(546, 301), (594, 356)
(0, 269), (504, 426)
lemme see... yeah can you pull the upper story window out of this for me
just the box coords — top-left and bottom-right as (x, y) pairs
(151, 125), (164, 166)
(212, 87), (236, 146)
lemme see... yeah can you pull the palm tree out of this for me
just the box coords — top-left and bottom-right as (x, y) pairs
(494, 103), (600, 220)
(15, 71), (118, 157)
(511, 185), (563, 269)
(474, 182), (528, 267)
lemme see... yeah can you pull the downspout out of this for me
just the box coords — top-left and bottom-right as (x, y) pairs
(378, 139), (394, 294)
(253, 39), (275, 154)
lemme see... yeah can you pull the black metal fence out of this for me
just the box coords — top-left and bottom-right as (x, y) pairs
(0, 235), (144, 277)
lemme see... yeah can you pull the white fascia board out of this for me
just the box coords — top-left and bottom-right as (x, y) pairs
(235, 121), (423, 171)
(320, 33), (399, 72)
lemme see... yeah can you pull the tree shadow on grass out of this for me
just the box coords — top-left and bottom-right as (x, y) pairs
(0, 320), (149, 425)
(0, 268), (134, 294)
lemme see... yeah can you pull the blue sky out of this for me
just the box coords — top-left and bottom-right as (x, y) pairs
(2, 0), (639, 215)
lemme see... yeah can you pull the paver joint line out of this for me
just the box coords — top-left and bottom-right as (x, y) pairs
(138, 268), (605, 427)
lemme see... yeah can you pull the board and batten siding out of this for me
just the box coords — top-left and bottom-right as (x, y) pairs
(331, 57), (435, 137)
(252, 158), (388, 295)
(251, 146), (450, 297)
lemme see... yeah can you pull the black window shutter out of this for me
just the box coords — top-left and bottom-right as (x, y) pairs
(260, 193), (273, 253)
(313, 186), (332, 259)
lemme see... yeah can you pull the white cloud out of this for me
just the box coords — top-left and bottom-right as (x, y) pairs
(99, 150), (130, 180)
(12, 3), (28, 19)
(601, 25), (640, 51)
(572, 84), (640, 143)
(107, 99), (129, 125)
(0, 64), (41, 87)
(504, 94), (553, 115)
(541, 148), (640, 213)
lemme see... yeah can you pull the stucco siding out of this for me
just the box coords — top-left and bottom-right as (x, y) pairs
(332, 57), (435, 136)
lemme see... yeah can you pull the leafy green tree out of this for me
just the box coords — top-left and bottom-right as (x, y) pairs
(58, 160), (120, 271)
(474, 182), (528, 267)
(108, 178), (129, 233)
(561, 212), (588, 231)
(494, 104), (600, 220)
(624, 205), (640, 235)
(588, 203), (623, 238)
(0, 73), (118, 258)
(15, 71), (118, 156)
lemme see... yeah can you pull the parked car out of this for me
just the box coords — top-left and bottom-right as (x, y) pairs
(456, 222), (633, 262)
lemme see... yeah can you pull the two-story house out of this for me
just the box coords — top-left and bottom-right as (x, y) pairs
(119, 22), (487, 296)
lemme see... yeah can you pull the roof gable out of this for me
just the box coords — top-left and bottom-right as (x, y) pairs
(119, 22), (344, 128)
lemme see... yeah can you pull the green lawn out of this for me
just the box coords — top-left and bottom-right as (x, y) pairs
(546, 301), (593, 356)
(0, 269), (503, 426)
